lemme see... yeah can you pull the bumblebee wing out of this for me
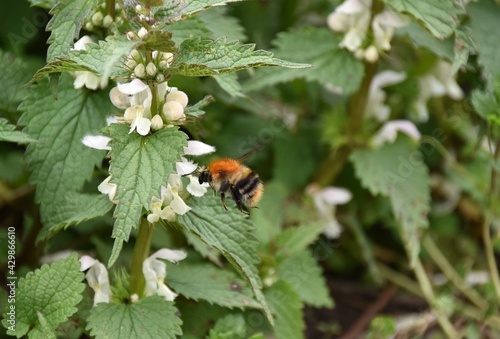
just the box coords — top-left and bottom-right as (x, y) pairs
(236, 142), (266, 163)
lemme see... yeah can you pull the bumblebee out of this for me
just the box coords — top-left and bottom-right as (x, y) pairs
(199, 158), (263, 213)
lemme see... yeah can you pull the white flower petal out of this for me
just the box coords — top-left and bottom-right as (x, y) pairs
(106, 116), (119, 125)
(323, 218), (343, 239)
(169, 193), (191, 215)
(82, 257), (112, 305)
(109, 86), (131, 109)
(183, 140), (216, 156)
(79, 255), (97, 271)
(187, 175), (207, 197)
(131, 117), (151, 136)
(98, 175), (117, 202)
(168, 174), (183, 192)
(117, 79), (148, 95)
(156, 282), (178, 301)
(82, 135), (112, 150)
(73, 35), (94, 51)
(176, 158), (198, 175)
(151, 248), (187, 263)
(371, 119), (421, 147)
(160, 206), (177, 221)
(319, 187), (353, 205)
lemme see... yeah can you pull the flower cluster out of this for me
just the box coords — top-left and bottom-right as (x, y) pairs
(84, 2), (124, 31)
(80, 248), (187, 305)
(327, 0), (408, 62)
(146, 173), (207, 223)
(109, 78), (188, 136)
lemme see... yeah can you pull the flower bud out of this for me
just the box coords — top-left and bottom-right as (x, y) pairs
(91, 12), (103, 26)
(156, 73), (165, 82)
(126, 31), (136, 40)
(159, 60), (168, 69)
(166, 90), (188, 108)
(146, 62), (157, 76)
(102, 15), (113, 28)
(130, 49), (140, 60)
(135, 5), (142, 12)
(126, 58), (137, 69)
(115, 16), (123, 25)
(162, 101), (184, 121)
(134, 63), (146, 78)
(138, 27), (148, 39)
(151, 115), (164, 130)
(364, 45), (379, 63)
(85, 22), (94, 31)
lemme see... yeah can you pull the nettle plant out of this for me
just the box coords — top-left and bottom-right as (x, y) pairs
(3, 0), (500, 337)
(0, 0), (317, 337)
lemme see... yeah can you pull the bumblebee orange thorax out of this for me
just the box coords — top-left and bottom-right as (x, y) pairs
(208, 159), (245, 180)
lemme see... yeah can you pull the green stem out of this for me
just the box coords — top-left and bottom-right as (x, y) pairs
(105, 0), (115, 18)
(378, 263), (500, 330)
(423, 236), (488, 310)
(130, 218), (154, 297)
(314, 1), (383, 187)
(484, 138), (500, 303)
(411, 257), (458, 338)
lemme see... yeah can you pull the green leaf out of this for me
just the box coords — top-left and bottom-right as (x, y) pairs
(243, 27), (363, 94)
(86, 296), (182, 339)
(106, 124), (187, 266)
(468, 1), (500, 88)
(383, 0), (461, 39)
(28, 0), (58, 9)
(168, 263), (261, 309)
(0, 52), (41, 112)
(18, 75), (111, 224)
(46, 0), (98, 61)
(265, 280), (304, 339)
(199, 7), (247, 42)
(471, 86), (500, 125)
(277, 249), (333, 308)
(399, 21), (454, 61)
(167, 17), (213, 46)
(213, 73), (245, 98)
(38, 193), (114, 241)
(2, 254), (84, 337)
(171, 37), (309, 77)
(177, 195), (273, 324)
(184, 95), (215, 117)
(0, 118), (37, 144)
(274, 224), (325, 258)
(350, 136), (431, 267)
(32, 36), (138, 85)
(154, 0), (245, 23)
(208, 314), (247, 339)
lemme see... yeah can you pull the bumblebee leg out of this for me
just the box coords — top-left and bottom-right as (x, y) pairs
(230, 185), (249, 214)
(220, 192), (228, 211)
(219, 180), (230, 211)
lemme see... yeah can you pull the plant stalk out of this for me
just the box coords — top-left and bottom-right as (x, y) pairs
(130, 218), (154, 297)
(105, 0), (115, 18)
(423, 236), (488, 310)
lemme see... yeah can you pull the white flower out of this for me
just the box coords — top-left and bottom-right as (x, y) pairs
(307, 185), (352, 239)
(186, 175), (207, 197)
(98, 175), (117, 202)
(117, 79), (149, 95)
(82, 135), (111, 150)
(138, 27), (148, 39)
(365, 71), (407, 121)
(71, 36), (107, 90)
(176, 156), (198, 175)
(146, 62), (157, 76)
(143, 248), (187, 301)
(129, 111), (151, 136)
(80, 255), (112, 305)
(372, 11), (408, 51)
(413, 61), (463, 122)
(327, 0), (407, 58)
(327, 0), (371, 52)
(371, 119), (421, 147)
(183, 140), (216, 156)
(146, 174), (191, 223)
